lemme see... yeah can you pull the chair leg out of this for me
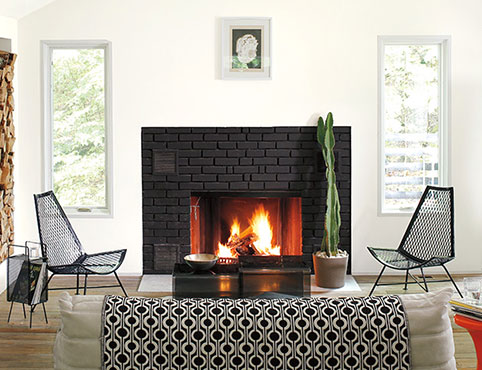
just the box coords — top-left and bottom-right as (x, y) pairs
(46, 274), (54, 288)
(420, 268), (429, 292)
(114, 272), (128, 297)
(22, 303), (26, 318)
(442, 264), (463, 298)
(404, 270), (409, 290)
(42, 302), (48, 324)
(7, 301), (14, 322)
(76, 273), (80, 295)
(83, 274), (88, 295)
(29, 305), (34, 328)
(369, 266), (386, 296)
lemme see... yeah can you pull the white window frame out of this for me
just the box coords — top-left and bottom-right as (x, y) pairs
(41, 40), (113, 218)
(378, 35), (451, 216)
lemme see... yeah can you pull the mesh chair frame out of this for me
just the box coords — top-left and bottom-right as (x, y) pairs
(368, 186), (462, 297)
(34, 191), (127, 296)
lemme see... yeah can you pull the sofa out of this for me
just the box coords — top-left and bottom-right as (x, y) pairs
(54, 288), (456, 370)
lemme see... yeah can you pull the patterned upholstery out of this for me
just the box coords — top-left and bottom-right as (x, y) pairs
(102, 295), (411, 370)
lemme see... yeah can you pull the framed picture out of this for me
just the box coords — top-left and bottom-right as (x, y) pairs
(221, 17), (272, 80)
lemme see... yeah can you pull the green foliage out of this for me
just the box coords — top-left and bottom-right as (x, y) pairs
(249, 57), (261, 68)
(383, 45), (440, 211)
(317, 113), (341, 256)
(52, 49), (106, 207)
(232, 56), (248, 69)
(232, 56), (261, 69)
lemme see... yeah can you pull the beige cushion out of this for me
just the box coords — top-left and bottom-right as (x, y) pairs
(54, 289), (456, 370)
(54, 293), (103, 370)
(400, 287), (456, 370)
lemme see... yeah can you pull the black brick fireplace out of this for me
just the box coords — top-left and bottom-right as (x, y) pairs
(141, 126), (351, 274)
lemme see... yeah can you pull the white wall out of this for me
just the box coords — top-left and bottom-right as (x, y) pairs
(0, 15), (17, 293)
(14, 0), (482, 275)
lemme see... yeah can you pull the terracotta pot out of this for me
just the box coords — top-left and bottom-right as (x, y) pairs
(312, 252), (348, 288)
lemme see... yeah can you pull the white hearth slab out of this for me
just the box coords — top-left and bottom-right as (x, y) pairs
(311, 275), (361, 293)
(138, 274), (361, 294)
(138, 274), (173, 292)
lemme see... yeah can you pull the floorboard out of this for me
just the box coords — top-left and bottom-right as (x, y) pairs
(0, 274), (477, 369)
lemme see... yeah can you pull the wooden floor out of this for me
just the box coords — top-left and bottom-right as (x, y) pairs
(0, 274), (477, 369)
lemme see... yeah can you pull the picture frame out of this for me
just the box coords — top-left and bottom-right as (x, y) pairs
(221, 17), (272, 80)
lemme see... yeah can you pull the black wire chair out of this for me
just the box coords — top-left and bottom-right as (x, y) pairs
(368, 186), (462, 297)
(33, 191), (127, 296)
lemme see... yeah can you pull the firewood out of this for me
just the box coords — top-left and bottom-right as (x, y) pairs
(0, 51), (15, 262)
(5, 71), (13, 83)
(239, 226), (253, 239)
(225, 234), (256, 256)
(6, 95), (13, 110)
(251, 244), (264, 255)
(6, 136), (15, 153)
(236, 244), (252, 256)
(0, 87), (6, 102)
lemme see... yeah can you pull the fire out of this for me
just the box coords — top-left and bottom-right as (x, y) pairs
(251, 207), (280, 255)
(217, 242), (236, 258)
(217, 205), (281, 258)
(231, 218), (240, 237)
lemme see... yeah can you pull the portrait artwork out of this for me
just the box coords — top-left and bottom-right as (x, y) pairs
(222, 18), (271, 79)
(230, 27), (263, 71)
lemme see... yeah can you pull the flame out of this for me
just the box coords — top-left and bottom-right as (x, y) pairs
(216, 205), (280, 258)
(250, 206), (280, 256)
(230, 218), (240, 237)
(218, 241), (237, 258)
(217, 218), (240, 258)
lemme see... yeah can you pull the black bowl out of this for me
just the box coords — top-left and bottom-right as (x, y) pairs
(184, 253), (219, 271)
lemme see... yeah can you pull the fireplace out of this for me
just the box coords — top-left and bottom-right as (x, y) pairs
(141, 126), (351, 274)
(191, 193), (302, 260)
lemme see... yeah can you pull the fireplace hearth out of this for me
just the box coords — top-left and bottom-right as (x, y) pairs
(142, 126), (351, 274)
(172, 255), (311, 298)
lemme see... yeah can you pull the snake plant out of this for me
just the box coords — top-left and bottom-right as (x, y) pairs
(317, 112), (341, 257)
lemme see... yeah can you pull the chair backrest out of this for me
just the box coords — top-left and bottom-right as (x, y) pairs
(33, 191), (84, 267)
(398, 186), (454, 262)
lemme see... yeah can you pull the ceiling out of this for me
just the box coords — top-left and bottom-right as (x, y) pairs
(0, 0), (57, 19)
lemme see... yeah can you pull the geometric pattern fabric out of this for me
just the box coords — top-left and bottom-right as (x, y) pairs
(102, 295), (410, 370)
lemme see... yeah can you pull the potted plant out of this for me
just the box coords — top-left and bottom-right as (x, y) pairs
(312, 112), (348, 288)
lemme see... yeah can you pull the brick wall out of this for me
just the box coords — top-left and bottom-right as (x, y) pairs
(142, 126), (351, 274)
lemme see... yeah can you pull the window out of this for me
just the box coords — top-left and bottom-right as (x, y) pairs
(378, 36), (450, 214)
(42, 40), (112, 216)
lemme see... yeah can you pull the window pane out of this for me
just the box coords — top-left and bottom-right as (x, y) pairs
(52, 48), (106, 208)
(383, 44), (441, 212)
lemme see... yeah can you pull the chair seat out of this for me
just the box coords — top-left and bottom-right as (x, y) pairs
(367, 247), (453, 270)
(49, 249), (127, 275)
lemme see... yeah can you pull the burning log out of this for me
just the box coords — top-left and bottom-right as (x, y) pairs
(225, 234), (256, 256)
(217, 206), (281, 260)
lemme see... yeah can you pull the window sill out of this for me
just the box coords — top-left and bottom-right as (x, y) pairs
(378, 210), (414, 217)
(65, 208), (113, 219)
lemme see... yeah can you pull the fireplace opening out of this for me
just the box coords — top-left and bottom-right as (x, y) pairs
(190, 192), (302, 262)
